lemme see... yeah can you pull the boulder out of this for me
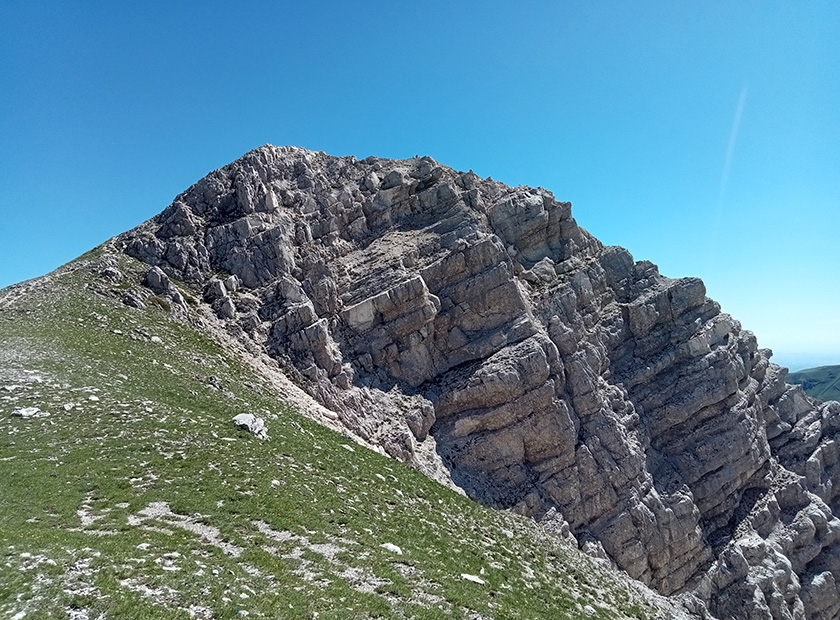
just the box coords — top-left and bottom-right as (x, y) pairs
(232, 413), (268, 440)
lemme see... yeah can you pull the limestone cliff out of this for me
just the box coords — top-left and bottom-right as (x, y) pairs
(119, 145), (840, 619)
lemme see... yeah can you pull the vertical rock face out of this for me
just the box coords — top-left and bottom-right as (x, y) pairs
(120, 145), (840, 619)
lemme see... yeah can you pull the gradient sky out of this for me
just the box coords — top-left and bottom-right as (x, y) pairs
(1, 2), (838, 370)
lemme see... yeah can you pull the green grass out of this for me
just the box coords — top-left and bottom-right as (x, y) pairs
(788, 365), (840, 402)
(0, 253), (665, 619)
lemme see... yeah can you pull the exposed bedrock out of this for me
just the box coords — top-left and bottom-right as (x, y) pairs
(120, 145), (840, 619)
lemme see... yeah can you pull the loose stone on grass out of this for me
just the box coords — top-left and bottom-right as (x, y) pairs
(11, 406), (49, 418)
(232, 413), (268, 440)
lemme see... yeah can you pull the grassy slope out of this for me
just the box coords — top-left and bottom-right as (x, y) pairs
(787, 366), (840, 402)
(0, 250), (666, 620)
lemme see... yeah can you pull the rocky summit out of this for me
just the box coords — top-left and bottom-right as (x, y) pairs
(113, 145), (840, 618)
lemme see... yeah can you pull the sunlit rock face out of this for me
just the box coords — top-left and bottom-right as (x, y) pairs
(122, 145), (840, 619)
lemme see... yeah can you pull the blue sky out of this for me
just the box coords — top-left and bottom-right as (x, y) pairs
(1, 2), (838, 370)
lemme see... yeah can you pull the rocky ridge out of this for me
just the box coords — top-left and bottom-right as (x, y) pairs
(119, 145), (840, 619)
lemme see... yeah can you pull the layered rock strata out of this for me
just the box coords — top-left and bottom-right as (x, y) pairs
(120, 145), (840, 619)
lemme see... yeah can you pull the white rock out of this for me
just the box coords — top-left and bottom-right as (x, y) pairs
(11, 407), (49, 418)
(224, 275), (240, 293)
(232, 413), (269, 440)
(380, 542), (403, 555)
(460, 573), (486, 585)
(204, 279), (227, 301)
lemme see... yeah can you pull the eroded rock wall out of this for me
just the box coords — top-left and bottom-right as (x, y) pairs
(120, 145), (840, 619)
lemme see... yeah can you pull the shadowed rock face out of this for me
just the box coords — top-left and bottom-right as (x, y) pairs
(120, 145), (840, 619)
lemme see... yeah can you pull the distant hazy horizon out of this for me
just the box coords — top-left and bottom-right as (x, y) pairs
(771, 353), (839, 373)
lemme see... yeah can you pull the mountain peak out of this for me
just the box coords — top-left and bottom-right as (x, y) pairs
(56, 146), (840, 617)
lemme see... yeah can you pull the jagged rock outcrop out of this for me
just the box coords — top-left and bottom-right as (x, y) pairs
(119, 145), (840, 619)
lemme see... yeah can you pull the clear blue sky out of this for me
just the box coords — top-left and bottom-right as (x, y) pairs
(2, 1), (838, 370)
